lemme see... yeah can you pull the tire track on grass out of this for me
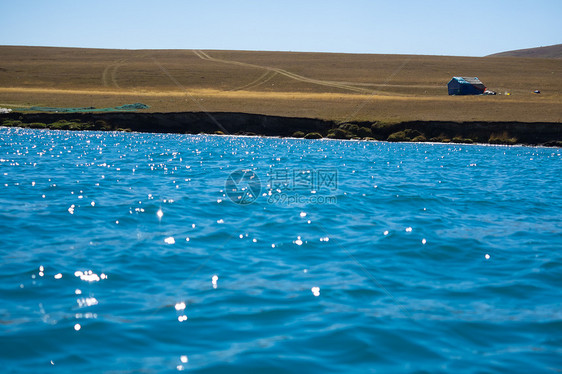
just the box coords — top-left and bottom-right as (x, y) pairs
(101, 58), (128, 89)
(229, 70), (279, 91)
(193, 50), (371, 94)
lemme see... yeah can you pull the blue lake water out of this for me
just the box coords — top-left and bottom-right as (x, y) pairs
(1, 127), (561, 373)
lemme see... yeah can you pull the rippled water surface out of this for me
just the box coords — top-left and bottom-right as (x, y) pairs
(1, 128), (561, 373)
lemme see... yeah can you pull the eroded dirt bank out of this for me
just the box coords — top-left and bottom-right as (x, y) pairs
(1, 111), (561, 146)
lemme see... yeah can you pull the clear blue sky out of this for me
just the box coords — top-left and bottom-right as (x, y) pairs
(0, 0), (560, 56)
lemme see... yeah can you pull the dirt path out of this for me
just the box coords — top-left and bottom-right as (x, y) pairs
(193, 50), (372, 94)
(101, 58), (127, 89)
(229, 70), (279, 91)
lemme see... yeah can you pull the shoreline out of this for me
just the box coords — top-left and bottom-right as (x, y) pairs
(1, 111), (561, 147)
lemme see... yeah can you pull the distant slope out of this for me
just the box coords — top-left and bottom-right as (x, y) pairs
(488, 44), (562, 58)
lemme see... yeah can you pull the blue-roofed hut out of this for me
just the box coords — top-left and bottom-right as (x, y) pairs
(447, 77), (486, 95)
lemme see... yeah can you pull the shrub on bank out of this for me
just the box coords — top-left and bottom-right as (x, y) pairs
(387, 129), (423, 142)
(452, 137), (474, 144)
(50, 120), (71, 130)
(489, 131), (517, 145)
(2, 120), (23, 127)
(356, 126), (372, 138)
(339, 123), (359, 134)
(412, 135), (427, 142)
(304, 132), (322, 139)
(489, 136), (517, 145)
(327, 128), (352, 139)
(387, 131), (407, 142)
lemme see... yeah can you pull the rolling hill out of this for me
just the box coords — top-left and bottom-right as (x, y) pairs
(488, 44), (562, 58)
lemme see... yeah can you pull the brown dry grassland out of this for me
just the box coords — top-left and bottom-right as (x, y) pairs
(0, 46), (560, 122)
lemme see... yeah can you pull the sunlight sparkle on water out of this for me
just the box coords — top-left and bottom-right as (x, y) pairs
(74, 270), (106, 282)
(77, 297), (98, 308)
(212, 275), (219, 289)
(175, 302), (186, 311)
